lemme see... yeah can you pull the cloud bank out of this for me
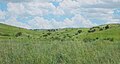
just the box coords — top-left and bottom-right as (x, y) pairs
(0, 0), (120, 29)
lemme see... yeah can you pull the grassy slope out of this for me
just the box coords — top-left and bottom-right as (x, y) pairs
(0, 23), (120, 41)
(0, 23), (120, 64)
(0, 23), (42, 39)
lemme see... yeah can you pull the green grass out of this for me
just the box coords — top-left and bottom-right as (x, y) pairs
(0, 40), (120, 64)
(0, 23), (120, 64)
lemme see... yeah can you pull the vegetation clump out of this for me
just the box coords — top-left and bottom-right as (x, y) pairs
(88, 29), (96, 33)
(15, 32), (22, 37)
(77, 30), (82, 33)
(83, 38), (95, 42)
(103, 38), (114, 41)
(105, 25), (110, 30)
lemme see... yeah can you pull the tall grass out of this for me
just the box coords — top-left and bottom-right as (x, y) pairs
(0, 40), (120, 64)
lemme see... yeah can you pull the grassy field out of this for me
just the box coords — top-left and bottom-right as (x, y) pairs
(0, 23), (120, 64)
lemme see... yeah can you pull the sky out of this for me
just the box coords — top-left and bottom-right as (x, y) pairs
(0, 0), (120, 29)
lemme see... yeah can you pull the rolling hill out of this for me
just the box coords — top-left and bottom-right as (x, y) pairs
(0, 23), (120, 41)
(0, 23), (120, 64)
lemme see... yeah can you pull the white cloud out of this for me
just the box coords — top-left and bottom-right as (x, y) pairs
(1, 0), (120, 29)
(1, 17), (31, 29)
(24, 2), (55, 16)
(7, 2), (65, 16)
(27, 14), (95, 29)
(106, 19), (120, 24)
(80, 8), (114, 19)
(7, 3), (25, 15)
(59, 0), (79, 10)
(28, 17), (53, 29)
(53, 7), (64, 15)
(0, 10), (5, 19)
(0, 0), (53, 3)
(83, 0), (120, 8)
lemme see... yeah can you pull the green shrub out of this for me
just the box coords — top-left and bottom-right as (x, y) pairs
(105, 25), (109, 30)
(99, 28), (103, 31)
(96, 37), (99, 40)
(77, 30), (82, 33)
(47, 32), (51, 35)
(88, 29), (96, 33)
(15, 32), (22, 37)
(103, 38), (114, 41)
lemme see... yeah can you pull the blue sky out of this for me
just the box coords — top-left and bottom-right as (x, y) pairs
(0, 0), (120, 29)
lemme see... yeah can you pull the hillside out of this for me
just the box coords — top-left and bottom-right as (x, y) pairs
(0, 23), (120, 64)
(0, 23), (120, 41)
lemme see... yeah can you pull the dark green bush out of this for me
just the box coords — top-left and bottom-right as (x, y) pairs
(96, 37), (99, 40)
(47, 32), (51, 35)
(43, 34), (48, 37)
(99, 28), (103, 31)
(77, 30), (82, 33)
(105, 25), (109, 30)
(88, 29), (96, 33)
(75, 33), (78, 35)
(15, 32), (22, 37)
(103, 38), (114, 41)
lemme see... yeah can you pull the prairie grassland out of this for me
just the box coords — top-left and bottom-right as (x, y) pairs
(0, 40), (120, 64)
(0, 23), (120, 64)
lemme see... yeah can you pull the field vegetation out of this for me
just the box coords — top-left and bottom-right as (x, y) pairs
(0, 23), (120, 64)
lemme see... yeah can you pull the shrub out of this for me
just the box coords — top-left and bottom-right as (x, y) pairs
(66, 34), (69, 36)
(47, 33), (51, 35)
(48, 29), (57, 32)
(43, 34), (48, 37)
(27, 35), (30, 38)
(88, 29), (96, 33)
(77, 30), (82, 33)
(63, 36), (66, 38)
(54, 37), (61, 40)
(103, 38), (114, 41)
(15, 32), (22, 37)
(99, 28), (103, 31)
(75, 33), (78, 35)
(83, 38), (95, 42)
(105, 25), (109, 30)
(96, 37), (99, 40)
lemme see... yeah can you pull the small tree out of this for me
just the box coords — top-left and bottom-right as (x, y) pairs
(15, 32), (22, 37)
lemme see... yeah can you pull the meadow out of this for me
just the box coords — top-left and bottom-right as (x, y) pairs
(0, 23), (120, 64)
